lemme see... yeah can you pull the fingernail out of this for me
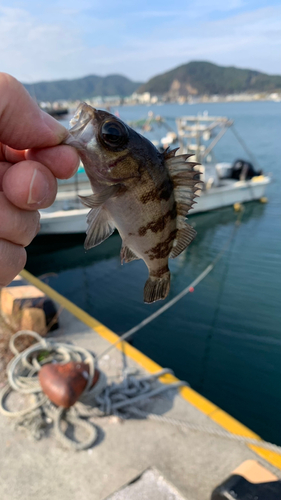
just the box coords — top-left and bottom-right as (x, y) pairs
(27, 169), (48, 205)
(42, 111), (68, 142)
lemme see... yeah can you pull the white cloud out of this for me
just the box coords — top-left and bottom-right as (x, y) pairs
(0, 7), (85, 81)
(113, 5), (281, 78)
(0, 4), (280, 83)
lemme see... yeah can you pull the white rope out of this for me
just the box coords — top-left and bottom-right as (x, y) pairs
(126, 408), (281, 455)
(0, 332), (182, 450)
(0, 331), (101, 450)
(1, 332), (281, 456)
(97, 265), (214, 361)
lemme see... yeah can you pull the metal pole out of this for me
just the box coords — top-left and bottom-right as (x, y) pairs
(202, 121), (233, 159)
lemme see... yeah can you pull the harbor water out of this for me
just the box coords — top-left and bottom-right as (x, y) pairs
(26, 101), (281, 445)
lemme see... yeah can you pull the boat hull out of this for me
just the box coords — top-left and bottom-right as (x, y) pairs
(192, 176), (270, 214)
(39, 208), (88, 235)
(39, 176), (270, 235)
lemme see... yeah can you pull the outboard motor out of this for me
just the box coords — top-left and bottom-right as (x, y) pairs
(231, 159), (262, 181)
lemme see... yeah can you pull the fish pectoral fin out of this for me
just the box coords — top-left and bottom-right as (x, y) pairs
(79, 185), (120, 208)
(120, 246), (139, 264)
(169, 224), (197, 258)
(85, 207), (115, 250)
(144, 272), (170, 304)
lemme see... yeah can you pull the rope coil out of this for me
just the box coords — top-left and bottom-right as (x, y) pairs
(1, 331), (281, 457)
(0, 331), (182, 450)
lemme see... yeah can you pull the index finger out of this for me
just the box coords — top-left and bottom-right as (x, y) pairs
(0, 73), (68, 150)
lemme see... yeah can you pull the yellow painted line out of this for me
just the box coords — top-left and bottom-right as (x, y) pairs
(180, 386), (218, 415)
(249, 446), (281, 470)
(20, 268), (281, 470)
(20, 270), (101, 330)
(20, 270), (167, 377)
(210, 409), (260, 439)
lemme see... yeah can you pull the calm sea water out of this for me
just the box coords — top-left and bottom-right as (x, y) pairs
(26, 101), (281, 444)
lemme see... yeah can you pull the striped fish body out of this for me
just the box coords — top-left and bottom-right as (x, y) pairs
(106, 167), (177, 301)
(64, 103), (201, 303)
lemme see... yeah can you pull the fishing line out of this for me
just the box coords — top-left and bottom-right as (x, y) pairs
(97, 210), (244, 361)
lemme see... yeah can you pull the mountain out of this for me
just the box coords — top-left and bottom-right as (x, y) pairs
(23, 74), (142, 102)
(22, 62), (281, 102)
(137, 61), (281, 97)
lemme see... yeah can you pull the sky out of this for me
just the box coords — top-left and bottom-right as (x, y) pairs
(0, 0), (280, 83)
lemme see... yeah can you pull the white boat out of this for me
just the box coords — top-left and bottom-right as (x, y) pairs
(164, 114), (270, 211)
(39, 114), (270, 235)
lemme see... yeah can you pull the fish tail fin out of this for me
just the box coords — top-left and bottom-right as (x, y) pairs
(144, 271), (170, 304)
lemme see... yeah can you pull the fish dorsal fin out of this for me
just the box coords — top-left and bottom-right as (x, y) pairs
(120, 246), (140, 264)
(163, 147), (180, 160)
(164, 151), (202, 258)
(85, 206), (115, 250)
(79, 185), (120, 208)
(165, 153), (201, 216)
(163, 147), (194, 161)
(169, 224), (197, 258)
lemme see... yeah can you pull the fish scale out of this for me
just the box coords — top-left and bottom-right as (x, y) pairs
(64, 103), (201, 303)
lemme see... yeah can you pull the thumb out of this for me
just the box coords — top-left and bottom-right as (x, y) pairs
(0, 73), (68, 150)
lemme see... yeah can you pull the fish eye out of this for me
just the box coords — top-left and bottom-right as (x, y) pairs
(100, 120), (128, 148)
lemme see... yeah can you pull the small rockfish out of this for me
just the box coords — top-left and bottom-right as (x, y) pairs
(65, 103), (201, 303)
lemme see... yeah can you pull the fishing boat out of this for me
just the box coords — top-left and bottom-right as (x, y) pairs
(169, 114), (270, 213)
(39, 114), (270, 235)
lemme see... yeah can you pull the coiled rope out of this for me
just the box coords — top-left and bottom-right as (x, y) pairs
(1, 331), (281, 456)
(0, 331), (183, 450)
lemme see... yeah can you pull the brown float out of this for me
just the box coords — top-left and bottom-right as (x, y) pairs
(39, 362), (99, 408)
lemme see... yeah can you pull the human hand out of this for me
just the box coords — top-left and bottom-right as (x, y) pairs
(0, 73), (79, 286)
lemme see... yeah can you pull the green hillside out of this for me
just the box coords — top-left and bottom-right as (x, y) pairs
(138, 61), (281, 96)
(22, 62), (281, 102)
(23, 74), (142, 102)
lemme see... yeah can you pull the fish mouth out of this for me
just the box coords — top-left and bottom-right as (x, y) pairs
(69, 102), (95, 131)
(64, 103), (97, 147)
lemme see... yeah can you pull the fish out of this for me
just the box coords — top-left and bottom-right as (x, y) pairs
(64, 103), (201, 303)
